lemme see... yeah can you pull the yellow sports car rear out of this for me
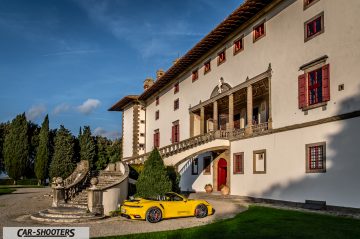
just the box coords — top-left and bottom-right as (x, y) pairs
(121, 192), (214, 223)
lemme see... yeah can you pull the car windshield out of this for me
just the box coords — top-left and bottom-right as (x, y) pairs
(143, 193), (184, 201)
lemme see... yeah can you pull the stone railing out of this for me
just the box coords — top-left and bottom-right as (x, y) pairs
(63, 160), (91, 202)
(124, 122), (270, 164)
(252, 122), (269, 134)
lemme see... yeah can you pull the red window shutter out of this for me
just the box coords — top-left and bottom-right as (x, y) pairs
(158, 132), (160, 147)
(322, 64), (330, 102)
(298, 74), (307, 109)
(177, 124), (180, 142)
(153, 133), (155, 148)
(171, 126), (175, 144)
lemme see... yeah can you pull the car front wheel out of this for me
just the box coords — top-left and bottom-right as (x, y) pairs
(194, 204), (208, 218)
(146, 207), (162, 223)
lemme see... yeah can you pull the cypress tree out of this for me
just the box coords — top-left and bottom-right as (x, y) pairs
(34, 115), (50, 185)
(49, 125), (75, 179)
(26, 122), (40, 178)
(79, 126), (96, 169)
(3, 113), (29, 184)
(0, 122), (10, 173)
(136, 148), (172, 198)
(108, 138), (122, 163)
(95, 136), (110, 170)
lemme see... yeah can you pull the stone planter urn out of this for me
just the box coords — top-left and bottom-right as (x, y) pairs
(220, 185), (230, 195)
(204, 184), (213, 193)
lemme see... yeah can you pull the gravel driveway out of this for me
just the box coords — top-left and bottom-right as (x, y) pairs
(0, 188), (247, 238)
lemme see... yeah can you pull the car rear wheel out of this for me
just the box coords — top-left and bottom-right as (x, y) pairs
(194, 204), (208, 218)
(146, 207), (162, 223)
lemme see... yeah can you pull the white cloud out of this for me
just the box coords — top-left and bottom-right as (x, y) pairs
(77, 99), (101, 114)
(53, 103), (70, 115)
(94, 127), (120, 139)
(26, 104), (46, 121)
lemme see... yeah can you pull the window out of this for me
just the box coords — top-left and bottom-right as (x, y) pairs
(174, 82), (179, 94)
(192, 69), (199, 82)
(155, 110), (159, 120)
(306, 142), (326, 173)
(192, 158), (198, 175)
(253, 22), (266, 42)
(304, 0), (319, 10)
(139, 144), (145, 149)
(203, 156), (211, 174)
(217, 50), (226, 65)
(305, 12), (324, 42)
(204, 60), (211, 74)
(298, 64), (330, 109)
(140, 120), (145, 124)
(174, 98), (179, 111)
(140, 133), (145, 137)
(233, 36), (244, 55)
(156, 96), (159, 106)
(253, 150), (266, 174)
(233, 152), (244, 174)
(171, 121), (180, 144)
(153, 129), (160, 148)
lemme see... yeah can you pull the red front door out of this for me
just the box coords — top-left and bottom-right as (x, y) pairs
(217, 158), (227, 191)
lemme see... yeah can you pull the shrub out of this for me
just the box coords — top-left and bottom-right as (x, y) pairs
(135, 149), (172, 198)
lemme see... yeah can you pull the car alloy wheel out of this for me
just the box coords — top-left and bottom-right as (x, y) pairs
(146, 207), (162, 223)
(194, 204), (208, 218)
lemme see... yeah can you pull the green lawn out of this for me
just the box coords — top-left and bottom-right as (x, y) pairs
(95, 206), (360, 239)
(0, 187), (16, 195)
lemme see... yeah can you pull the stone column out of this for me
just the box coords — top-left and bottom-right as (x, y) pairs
(213, 101), (218, 131)
(267, 77), (273, 129)
(240, 108), (246, 129)
(246, 84), (253, 135)
(200, 107), (205, 134)
(190, 112), (194, 137)
(228, 94), (234, 131)
(87, 178), (104, 216)
(52, 177), (65, 207)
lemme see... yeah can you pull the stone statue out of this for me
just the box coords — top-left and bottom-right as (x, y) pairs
(218, 77), (224, 94)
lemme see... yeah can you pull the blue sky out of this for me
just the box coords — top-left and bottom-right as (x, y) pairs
(0, 0), (241, 139)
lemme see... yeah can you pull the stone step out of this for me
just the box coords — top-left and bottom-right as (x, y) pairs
(39, 209), (96, 219)
(61, 203), (88, 209)
(99, 171), (123, 177)
(31, 213), (104, 223)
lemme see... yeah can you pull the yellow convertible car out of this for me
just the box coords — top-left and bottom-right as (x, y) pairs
(120, 192), (214, 223)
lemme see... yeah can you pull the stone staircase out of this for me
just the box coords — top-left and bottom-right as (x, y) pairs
(31, 161), (128, 223)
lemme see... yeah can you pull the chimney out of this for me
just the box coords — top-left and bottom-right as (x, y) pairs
(156, 69), (165, 80)
(143, 77), (154, 91)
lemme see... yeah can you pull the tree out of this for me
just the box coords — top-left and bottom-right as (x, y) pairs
(3, 113), (29, 184)
(95, 136), (110, 170)
(79, 126), (96, 169)
(136, 148), (172, 198)
(49, 125), (75, 179)
(0, 122), (10, 173)
(34, 115), (50, 185)
(25, 122), (40, 178)
(108, 138), (122, 163)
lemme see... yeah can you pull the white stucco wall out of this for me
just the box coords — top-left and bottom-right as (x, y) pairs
(122, 105), (134, 158)
(229, 117), (360, 208)
(178, 152), (213, 192)
(145, 0), (360, 152)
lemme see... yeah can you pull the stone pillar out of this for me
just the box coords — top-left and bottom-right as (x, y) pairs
(228, 94), (234, 131)
(200, 107), (205, 134)
(87, 178), (104, 215)
(246, 84), (253, 135)
(190, 112), (195, 137)
(52, 177), (65, 207)
(213, 101), (218, 131)
(268, 77), (273, 129)
(240, 108), (246, 129)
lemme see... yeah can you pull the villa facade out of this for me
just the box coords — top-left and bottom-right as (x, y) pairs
(110, 0), (360, 209)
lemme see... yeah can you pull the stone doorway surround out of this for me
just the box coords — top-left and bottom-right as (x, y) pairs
(212, 150), (230, 193)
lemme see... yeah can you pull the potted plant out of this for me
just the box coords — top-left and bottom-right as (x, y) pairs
(220, 184), (230, 195)
(204, 183), (213, 193)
